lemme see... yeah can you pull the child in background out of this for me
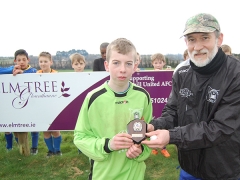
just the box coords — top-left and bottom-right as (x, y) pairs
(221, 44), (232, 55)
(151, 53), (166, 70)
(93, 42), (109, 71)
(5, 49), (39, 155)
(70, 53), (86, 72)
(0, 66), (20, 74)
(174, 49), (190, 74)
(183, 49), (189, 60)
(1, 65), (22, 151)
(69, 53), (86, 154)
(37, 51), (62, 157)
(150, 53), (170, 158)
(135, 52), (141, 72)
(74, 38), (153, 180)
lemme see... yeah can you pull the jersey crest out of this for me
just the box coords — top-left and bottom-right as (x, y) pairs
(129, 108), (143, 120)
(179, 88), (193, 98)
(206, 86), (219, 103)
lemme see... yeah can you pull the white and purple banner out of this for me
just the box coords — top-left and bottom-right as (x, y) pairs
(0, 71), (173, 132)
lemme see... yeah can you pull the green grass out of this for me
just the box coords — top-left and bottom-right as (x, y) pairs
(0, 132), (179, 180)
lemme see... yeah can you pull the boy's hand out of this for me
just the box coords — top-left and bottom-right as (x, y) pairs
(13, 65), (23, 76)
(126, 144), (142, 159)
(109, 133), (133, 151)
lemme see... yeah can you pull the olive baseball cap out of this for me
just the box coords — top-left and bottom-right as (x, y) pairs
(182, 13), (220, 36)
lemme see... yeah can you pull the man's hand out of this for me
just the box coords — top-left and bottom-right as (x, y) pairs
(147, 124), (154, 132)
(141, 130), (170, 149)
(13, 65), (23, 76)
(126, 144), (142, 159)
(109, 133), (133, 151)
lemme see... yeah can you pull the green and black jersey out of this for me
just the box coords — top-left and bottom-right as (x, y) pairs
(74, 81), (153, 180)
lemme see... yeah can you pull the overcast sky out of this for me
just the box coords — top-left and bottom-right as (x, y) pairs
(0, 0), (239, 56)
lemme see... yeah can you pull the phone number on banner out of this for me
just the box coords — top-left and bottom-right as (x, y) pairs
(151, 97), (168, 104)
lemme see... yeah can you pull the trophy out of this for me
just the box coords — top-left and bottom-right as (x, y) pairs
(127, 112), (147, 144)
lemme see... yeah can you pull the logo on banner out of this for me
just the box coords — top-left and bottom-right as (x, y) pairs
(59, 81), (70, 97)
(1, 81), (71, 109)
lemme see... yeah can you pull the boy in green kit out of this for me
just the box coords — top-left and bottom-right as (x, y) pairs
(74, 38), (152, 180)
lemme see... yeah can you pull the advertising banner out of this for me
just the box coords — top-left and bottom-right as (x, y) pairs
(0, 71), (173, 132)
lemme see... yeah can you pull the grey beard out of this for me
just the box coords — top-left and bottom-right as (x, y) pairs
(190, 45), (218, 67)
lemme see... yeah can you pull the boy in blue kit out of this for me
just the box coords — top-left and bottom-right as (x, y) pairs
(70, 53), (86, 154)
(0, 66), (15, 74)
(1, 65), (22, 151)
(5, 49), (39, 155)
(74, 38), (153, 180)
(0, 65), (22, 74)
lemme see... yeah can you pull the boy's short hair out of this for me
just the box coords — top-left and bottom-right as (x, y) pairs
(14, 49), (28, 60)
(106, 38), (137, 62)
(39, 51), (52, 60)
(221, 44), (232, 54)
(151, 53), (165, 63)
(69, 53), (86, 64)
(100, 42), (109, 49)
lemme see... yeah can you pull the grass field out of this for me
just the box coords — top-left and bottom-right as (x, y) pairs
(0, 132), (180, 180)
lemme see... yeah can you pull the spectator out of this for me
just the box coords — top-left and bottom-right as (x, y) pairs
(151, 53), (166, 70)
(12, 49), (39, 155)
(93, 42), (109, 71)
(37, 52), (62, 157)
(70, 53), (86, 72)
(183, 49), (189, 60)
(221, 44), (232, 55)
(173, 49), (190, 74)
(135, 52), (142, 72)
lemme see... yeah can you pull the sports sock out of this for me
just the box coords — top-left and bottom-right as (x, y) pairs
(5, 133), (13, 149)
(53, 135), (62, 152)
(44, 136), (54, 152)
(31, 132), (39, 148)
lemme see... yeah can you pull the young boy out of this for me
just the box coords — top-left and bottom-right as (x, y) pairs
(135, 52), (141, 72)
(70, 53), (85, 154)
(36, 51), (62, 157)
(183, 49), (189, 60)
(70, 53), (86, 72)
(0, 66), (15, 74)
(151, 53), (166, 70)
(5, 49), (39, 155)
(221, 44), (232, 55)
(150, 53), (170, 157)
(93, 42), (109, 71)
(74, 38), (152, 180)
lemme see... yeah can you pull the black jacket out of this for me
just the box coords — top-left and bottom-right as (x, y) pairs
(151, 48), (240, 179)
(93, 58), (106, 71)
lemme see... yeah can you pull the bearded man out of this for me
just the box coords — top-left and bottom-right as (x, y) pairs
(142, 13), (240, 180)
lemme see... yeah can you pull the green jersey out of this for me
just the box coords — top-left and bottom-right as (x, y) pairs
(74, 81), (153, 180)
